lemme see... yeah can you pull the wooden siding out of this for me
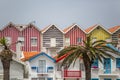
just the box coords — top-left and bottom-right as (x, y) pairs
(1, 25), (19, 51)
(42, 25), (63, 48)
(65, 25), (86, 46)
(21, 25), (41, 52)
(111, 29), (120, 46)
(90, 27), (111, 40)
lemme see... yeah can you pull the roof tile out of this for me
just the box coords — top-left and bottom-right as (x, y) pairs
(21, 52), (39, 61)
(108, 25), (120, 33)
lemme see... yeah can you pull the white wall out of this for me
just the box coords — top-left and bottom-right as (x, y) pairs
(0, 59), (24, 80)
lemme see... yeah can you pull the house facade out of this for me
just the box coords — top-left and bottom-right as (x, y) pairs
(1, 23), (120, 80)
(85, 24), (120, 80)
(21, 52), (56, 80)
(0, 58), (25, 80)
(85, 24), (111, 42)
(63, 24), (86, 46)
(1, 22), (20, 52)
(108, 26), (120, 49)
(41, 25), (64, 57)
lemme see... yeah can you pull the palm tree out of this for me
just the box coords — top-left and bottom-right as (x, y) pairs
(58, 35), (120, 80)
(0, 37), (21, 80)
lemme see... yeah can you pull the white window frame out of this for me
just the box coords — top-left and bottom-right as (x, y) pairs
(65, 38), (70, 46)
(18, 37), (24, 46)
(92, 37), (97, 42)
(39, 60), (46, 73)
(5, 37), (11, 44)
(50, 38), (56, 47)
(77, 37), (82, 43)
(31, 37), (37, 46)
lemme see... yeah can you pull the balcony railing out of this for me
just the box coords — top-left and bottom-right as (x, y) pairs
(63, 70), (81, 78)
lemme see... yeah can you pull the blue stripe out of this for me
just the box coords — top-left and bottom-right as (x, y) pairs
(29, 52), (56, 62)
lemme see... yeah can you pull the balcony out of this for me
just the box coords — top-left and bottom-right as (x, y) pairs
(63, 70), (81, 78)
(99, 69), (119, 77)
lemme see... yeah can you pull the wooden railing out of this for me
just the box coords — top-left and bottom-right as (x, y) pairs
(63, 70), (81, 78)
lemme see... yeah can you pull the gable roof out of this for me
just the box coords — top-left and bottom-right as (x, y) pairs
(41, 24), (64, 34)
(63, 23), (86, 34)
(21, 51), (40, 61)
(15, 23), (40, 32)
(85, 24), (111, 34)
(29, 52), (56, 62)
(108, 25), (120, 33)
(1, 22), (20, 31)
(21, 52), (56, 62)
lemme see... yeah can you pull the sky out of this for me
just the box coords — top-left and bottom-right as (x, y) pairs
(0, 0), (120, 30)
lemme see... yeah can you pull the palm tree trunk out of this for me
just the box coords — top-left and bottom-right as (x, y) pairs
(1, 59), (10, 80)
(83, 55), (91, 80)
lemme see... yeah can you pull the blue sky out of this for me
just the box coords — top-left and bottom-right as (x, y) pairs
(0, 0), (120, 29)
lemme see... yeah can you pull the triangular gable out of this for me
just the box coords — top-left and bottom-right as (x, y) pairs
(63, 24), (86, 34)
(85, 24), (111, 34)
(1, 22), (20, 31)
(20, 23), (40, 32)
(29, 52), (56, 62)
(41, 24), (64, 34)
(108, 25), (120, 34)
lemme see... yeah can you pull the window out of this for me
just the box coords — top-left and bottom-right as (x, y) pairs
(80, 63), (84, 71)
(5, 37), (11, 44)
(39, 60), (46, 73)
(18, 37), (24, 46)
(50, 38), (56, 47)
(92, 37), (97, 42)
(47, 78), (53, 80)
(31, 37), (37, 46)
(91, 59), (98, 68)
(106, 37), (111, 42)
(47, 66), (54, 73)
(116, 58), (120, 68)
(65, 38), (70, 46)
(77, 37), (82, 43)
(31, 66), (37, 72)
(118, 34), (120, 38)
(57, 63), (62, 71)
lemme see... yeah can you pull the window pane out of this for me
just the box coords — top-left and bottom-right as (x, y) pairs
(39, 60), (46, 73)
(116, 58), (120, 68)
(65, 38), (70, 46)
(18, 37), (24, 46)
(5, 37), (11, 44)
(31, 37), (37, 46)
(91, 59), (98, 68)
(50, 38), (56, 47)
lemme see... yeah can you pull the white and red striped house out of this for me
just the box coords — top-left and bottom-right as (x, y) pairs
(19, 23), (41, 52)
(1, 22), (20, 51)
(1, 22), (41, 52)
(63, 24), (86, 46)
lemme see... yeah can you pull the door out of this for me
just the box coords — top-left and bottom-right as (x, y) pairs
(39, 60), (46, 73)
(104, 58), (111, 73)
(47, 78), (53, 80)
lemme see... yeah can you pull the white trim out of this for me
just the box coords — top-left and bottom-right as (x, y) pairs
(64, 23), (87, 34)
(0, 22), (19, 31)
(111, 27), (120, 34)
(87, 24), (112, 34)
(41, 24), (64, 34)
